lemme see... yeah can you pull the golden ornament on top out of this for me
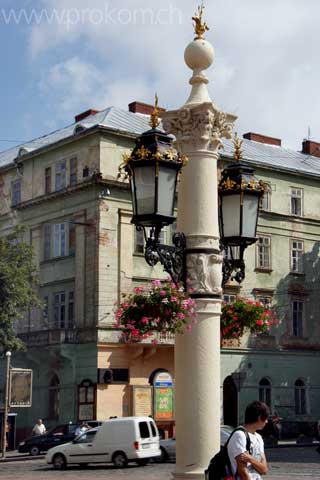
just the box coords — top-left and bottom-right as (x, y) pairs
(192, 3), (209, 40)
(149, 93), (161, 129)
(233, 133), (243, 162)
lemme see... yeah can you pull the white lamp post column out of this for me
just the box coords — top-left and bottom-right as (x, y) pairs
(162, 12), (236, 480)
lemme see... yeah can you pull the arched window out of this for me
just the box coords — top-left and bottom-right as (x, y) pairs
(259, 377), (271, 408)
(295, 379), (306, 415)
(49, 374), (60, 419)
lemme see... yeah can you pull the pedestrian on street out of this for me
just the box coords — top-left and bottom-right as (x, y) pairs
(227, 400), (269, 479)
(32, 419), (46, 436)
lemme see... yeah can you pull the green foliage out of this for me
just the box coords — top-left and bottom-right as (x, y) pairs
(0, 226), (40, 352)
(221, 297), (278, 343)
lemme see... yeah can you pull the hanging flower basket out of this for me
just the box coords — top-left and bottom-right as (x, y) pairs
(114, 280), (197, 343)
(221, 297), (278, 345)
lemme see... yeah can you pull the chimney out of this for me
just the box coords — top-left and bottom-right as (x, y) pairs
(243, 132), (281, 147)
(302, 140), (320, 158)
(75, 109), (99, 123)
(128, 101), (166, 115)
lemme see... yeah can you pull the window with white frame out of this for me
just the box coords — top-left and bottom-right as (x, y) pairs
(290, 240), (304, 273)
(55, 160), (66, 191)
(259, 377), (271, 408)
(68, 291), (75, 328)
(256, 235), (271, 270)
(292, 300), (304, 337)
(43, 222), (76, 260)
(256, 296), (272, 309)
(260, 184), (271, 211)
(11, 179), (21, 207)
(290, 188), (303, 216)
(53, 292), (66, 328)
(223, 294), (236, 304)
(295, 378), (306, 415)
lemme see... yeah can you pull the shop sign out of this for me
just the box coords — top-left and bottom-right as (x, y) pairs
(153, 371), (173, 387)
(10, 368), (33, 407)
(154, 386), (174, 420)
(132, 386), (153, 417)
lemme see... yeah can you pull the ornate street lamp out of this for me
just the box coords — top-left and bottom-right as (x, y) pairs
(119, 96), (187, 284)
(219, 134), (265, 285)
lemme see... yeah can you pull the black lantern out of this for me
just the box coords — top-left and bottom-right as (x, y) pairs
(119, 96), (187, 284)
(219, 135), (265, 285)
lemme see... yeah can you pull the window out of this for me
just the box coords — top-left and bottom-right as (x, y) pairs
(45, 167), (52, 194)
(70, 157), (77, 186)
(259, 378), (271, 408)
(43, 296), (49, 324)
(256, 235), (271, 270)
(55, 160), (66, 191)
(134, 228), (145, 254)
(260, 184), (271, 211)
(44, 224), (51, 260)
(291, 188), (302, 216)
(76, 430), (97, 443)
(223, 294), (236, 303)
(53, 292), (66, 328)
(69, 223), (76, 256)
(68, 291), (74, 328)
(49, 375), (60, 419)
(295, 379), (306, 415)
(11, 180), (21, 207)
(292, 300), (303, 337)
(54, 224), (66, 257)
(139, 421), (151, 438)
(290, 240), (304, 273)
(256, 296), (272, 309)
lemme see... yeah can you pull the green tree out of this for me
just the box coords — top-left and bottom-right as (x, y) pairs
(0, 227), (40, 352)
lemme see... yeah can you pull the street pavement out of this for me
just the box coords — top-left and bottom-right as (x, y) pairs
(0, 446), (319, 479)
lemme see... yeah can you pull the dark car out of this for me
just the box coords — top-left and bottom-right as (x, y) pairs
(18, 421), (102, 456)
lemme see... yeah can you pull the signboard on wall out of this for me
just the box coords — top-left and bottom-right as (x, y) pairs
(153, 371), (173, 387)
(154, 387), (174, 420)
(132, 386), (153, 417)
(78, 379), (95, 421)
(10, 368), (33, 407)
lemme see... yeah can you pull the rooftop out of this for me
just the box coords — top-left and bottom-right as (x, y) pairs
(1, 106), (320, 178)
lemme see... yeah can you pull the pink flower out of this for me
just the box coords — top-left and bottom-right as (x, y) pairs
(134, 286), (144, 294)
(186, 325), (192, 332)
(177, 312), (185, 320)
(151, 339), (158, 345)
(171, 296), (178, 302)
(256, 319), (263, 326)
(141, 317), (149, 324)
(159, 290), (166, 297)
(152, 279), (162, 287)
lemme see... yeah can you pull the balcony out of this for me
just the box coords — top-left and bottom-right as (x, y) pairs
(19, 328), (79, 346)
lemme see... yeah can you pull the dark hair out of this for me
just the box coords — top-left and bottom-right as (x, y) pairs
(245, 401), (270, 423)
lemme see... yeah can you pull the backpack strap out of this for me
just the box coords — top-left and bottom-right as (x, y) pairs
(225, 426), (251, 453)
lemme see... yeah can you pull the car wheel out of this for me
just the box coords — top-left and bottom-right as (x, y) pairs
(112, 451), (128, 467)
(154, 447), (168, 463)
(52, 453), (67, 470)
(29, 446), (40, 456)
(135, 459), (149, 466)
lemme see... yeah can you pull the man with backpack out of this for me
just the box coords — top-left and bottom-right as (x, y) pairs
(227, 401), (269, 479)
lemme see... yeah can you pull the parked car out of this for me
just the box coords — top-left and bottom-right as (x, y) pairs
(156, 425), (234, 463)
(18, 421), (102, 456)
(46, 416), (161, 469)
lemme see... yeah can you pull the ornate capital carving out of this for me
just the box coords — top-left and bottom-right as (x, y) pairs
(187, 252), (223, 296)
(162, 103), (236, 152)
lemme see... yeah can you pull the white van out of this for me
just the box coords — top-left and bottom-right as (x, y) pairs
(46, 416), (161, 469)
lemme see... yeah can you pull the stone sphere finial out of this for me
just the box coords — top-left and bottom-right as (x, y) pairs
(184, 39), (214, 72)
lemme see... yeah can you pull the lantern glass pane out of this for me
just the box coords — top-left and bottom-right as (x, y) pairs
(221, 194), (241, 238)
(157, 165), (177, 217)
(134, 166), (155, 215)
(242, 194), (259, 238)
(130, 179), (137, 215)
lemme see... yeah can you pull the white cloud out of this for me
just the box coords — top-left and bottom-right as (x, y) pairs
(24, 0), (320, 149)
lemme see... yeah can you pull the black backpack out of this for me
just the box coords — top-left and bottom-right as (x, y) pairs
(205, 427), (251, 480)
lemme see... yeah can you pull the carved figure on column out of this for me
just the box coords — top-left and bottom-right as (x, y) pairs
(187, 253), (223, 296)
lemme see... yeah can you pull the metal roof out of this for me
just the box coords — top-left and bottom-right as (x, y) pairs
(1, 106), (320, 178)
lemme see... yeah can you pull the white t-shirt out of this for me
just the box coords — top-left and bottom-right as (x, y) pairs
(227, 429), (264, 480)
(32, 423), (46, 435)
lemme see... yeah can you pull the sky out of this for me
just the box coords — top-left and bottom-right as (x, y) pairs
(0, 0), (319, 153)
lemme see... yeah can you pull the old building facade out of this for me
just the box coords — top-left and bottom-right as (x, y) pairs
(1, 103), (320, 441)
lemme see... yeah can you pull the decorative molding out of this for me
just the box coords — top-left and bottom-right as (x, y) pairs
(187, 252), (223, 295)
(186, 235), (220, 250)
(162, 103), (236, 152)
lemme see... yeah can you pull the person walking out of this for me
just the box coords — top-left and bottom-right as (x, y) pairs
(227, 401), (269, 479)
(32, 419), (46, 436)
